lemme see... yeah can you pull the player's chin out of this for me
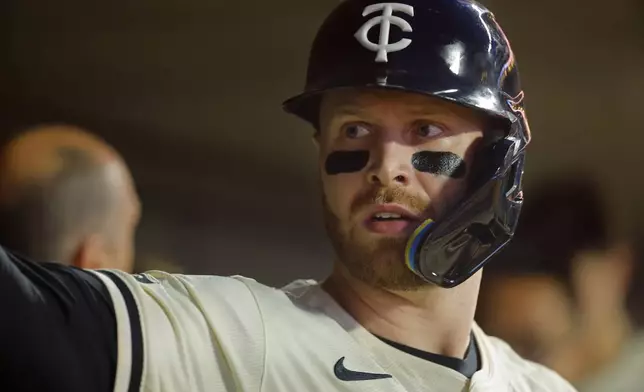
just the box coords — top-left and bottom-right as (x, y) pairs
(351, 234), (407, 255)
(350, 250), (426, 290)
(375, 259), (428, 290)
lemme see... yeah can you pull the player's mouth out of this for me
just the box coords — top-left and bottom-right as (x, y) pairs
(363, 204), (420, 235)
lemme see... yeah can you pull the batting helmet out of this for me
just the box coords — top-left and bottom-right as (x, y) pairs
(284, 0), (530, 288)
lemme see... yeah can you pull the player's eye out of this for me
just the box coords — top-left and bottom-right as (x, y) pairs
(415, 123), (444, 138)
(343, 123), (371, 139)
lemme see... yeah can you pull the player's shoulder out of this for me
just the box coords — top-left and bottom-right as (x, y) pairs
(104, 271), (308, 391)
(114, 270), (318, 321)
(119, 270), (271, 310)
(475, 327), (577, 392)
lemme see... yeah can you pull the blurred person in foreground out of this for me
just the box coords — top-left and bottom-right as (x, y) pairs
(0, 124), (141, 272)
(477, 176), (644, 392)
(0, 1), (575, 391)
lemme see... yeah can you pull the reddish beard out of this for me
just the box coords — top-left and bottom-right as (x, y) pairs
(323, 186), (431, 290)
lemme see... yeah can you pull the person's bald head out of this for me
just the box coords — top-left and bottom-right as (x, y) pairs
(0, 124), (141, 272)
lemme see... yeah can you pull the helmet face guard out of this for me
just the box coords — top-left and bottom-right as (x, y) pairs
(284, 0), (531, 288)
(405, 139), (525, 287)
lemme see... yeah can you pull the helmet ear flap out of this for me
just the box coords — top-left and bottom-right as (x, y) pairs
(408, 150), (526, 288)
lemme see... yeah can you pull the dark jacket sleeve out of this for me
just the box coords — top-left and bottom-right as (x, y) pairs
(0, 245), (141, 392)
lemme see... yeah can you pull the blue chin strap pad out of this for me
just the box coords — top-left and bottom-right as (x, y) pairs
(404, 218), (435, 275)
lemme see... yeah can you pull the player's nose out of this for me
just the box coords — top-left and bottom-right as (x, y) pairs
(367, 142), (412, 187)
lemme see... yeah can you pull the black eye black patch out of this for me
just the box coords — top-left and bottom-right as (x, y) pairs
(325, 150), (370, 175)
(412, 151), (467, 179)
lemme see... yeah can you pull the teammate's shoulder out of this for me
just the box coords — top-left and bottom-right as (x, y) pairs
(476, 328), (577, 392)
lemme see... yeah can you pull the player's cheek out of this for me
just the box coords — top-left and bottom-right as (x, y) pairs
(415, 172), (447, 200)
(458, 131), (485, 170)
(323, 172), (361, 217)
(413, 164), (468, 219)
(320, 147), (369, 202)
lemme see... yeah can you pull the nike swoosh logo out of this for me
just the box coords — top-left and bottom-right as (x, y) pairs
(333, 357), (392, 381)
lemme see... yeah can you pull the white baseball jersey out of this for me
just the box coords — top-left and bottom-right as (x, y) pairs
(96, 270), (577, 392)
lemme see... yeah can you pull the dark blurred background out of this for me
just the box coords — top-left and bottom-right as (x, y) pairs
(1, 0), (642, 288)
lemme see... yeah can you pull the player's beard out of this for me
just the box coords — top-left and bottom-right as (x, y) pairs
(322, 186), (431, 291)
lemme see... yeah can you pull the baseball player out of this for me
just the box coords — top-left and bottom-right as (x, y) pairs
(0, 0), (577, 391)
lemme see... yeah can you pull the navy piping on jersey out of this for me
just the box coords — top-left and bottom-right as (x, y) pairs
(99, 270), (144, 392)
(375, 333), (481, 378)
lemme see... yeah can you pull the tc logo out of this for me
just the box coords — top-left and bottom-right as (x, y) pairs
(354, 3), (415, 63)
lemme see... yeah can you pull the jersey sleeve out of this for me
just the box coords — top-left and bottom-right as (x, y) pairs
(0, 243), (266, 392)
(0, 245), (143, 392)
(105, 271), (267, 392)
